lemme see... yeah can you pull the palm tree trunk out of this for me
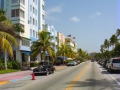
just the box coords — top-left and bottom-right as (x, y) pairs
(43, 52), (46, 61)
(4, 53), (7, 70)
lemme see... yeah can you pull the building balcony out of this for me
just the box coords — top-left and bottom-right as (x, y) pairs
(42, 0), (45, 6)
(66, 42), (74, 47)
(51, 32), (54, 36)
(55, 42), (57, 45)
(42, 20), (45, 25)
(43, 25), (50, 32)
(42, 10), (45, 15)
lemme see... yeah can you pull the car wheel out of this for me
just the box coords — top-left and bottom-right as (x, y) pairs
(109, 68), (113, 73)
(46, 71), (49, 75)
(52, 70), (54, 73)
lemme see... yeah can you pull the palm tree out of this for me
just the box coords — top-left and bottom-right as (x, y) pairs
(104, 39), (109, 50)
(100, 45), (104, 53)
(0, 31), (18, 69)
(0, 9), (20, 70)
(116, 29), (120, 37)
(56, 43), (68, 65)
(0, 8), (24, 39)
(31, 30), (55, 62)
(78, 48), (83, 56)
(110, 34), (118, 49)
(67, 46), (76, 59)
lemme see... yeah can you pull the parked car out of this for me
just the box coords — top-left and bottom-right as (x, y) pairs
(74, 60), (80, 64)
(91, 59), (94, 62)
(33, 61), (55, 75)
(103, 59), (109, 68)
(67, 61), (77, 66)
(107, 57), (120, 73)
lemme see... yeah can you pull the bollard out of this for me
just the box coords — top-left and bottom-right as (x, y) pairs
(31, 72), (36, 80)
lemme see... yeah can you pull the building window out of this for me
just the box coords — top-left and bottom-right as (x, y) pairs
(30, 17), (32, 23)
(22, 38), (30, 47)
(36, 20), (37, 26)
(30, 5), (32, 11)
(16, 9), (19, 17)
(36, 9), (37, 15)
(33, 18), (35, 25)
(36, 0), (37, 4)
(33, 30), (35, 37)
(33, 7), (35, 14)
(36, 32), (38, 38)
(12, 0), (19, 3)
(20, 9), (24, 18)
(11, 9), (19, 17)
(30, 29), (32, 36)
(20, 0), (25, 5)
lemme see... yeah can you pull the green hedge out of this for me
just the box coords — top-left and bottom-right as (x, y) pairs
(30, 62), (39, 67)
(0, 59), (21, 70)
(0, 59), (5, 70)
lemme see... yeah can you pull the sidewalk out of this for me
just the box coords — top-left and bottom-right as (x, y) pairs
(0, 65), (67, 85)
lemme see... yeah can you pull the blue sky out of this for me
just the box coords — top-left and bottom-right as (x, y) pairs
(44, 0), (120, 53)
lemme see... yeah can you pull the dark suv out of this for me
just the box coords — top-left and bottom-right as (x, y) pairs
(33, 61), (55, 75)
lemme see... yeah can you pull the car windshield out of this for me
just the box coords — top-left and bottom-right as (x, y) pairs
(112, 59), (120, 63)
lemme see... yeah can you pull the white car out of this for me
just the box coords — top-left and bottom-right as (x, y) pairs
(107, 57), (120, 73)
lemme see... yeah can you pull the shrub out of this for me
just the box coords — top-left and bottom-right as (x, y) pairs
(7, 61), (13, 69)
(66, 60), (72, 64)
(0, 59), (5, 70)
(0, 62), (5, 70)
(30, 62), (39, 67)
(11, 60), (21, 69)
(7, 60), (21, 69)
(80, 59), (84, 63)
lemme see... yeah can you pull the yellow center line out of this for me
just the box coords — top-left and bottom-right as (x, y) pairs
(66, 63), (90, 90)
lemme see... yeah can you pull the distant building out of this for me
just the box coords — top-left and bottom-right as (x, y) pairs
(65, 38), (77, 52)
(57, 32), (65, 47)
(43, 24), (58, 52)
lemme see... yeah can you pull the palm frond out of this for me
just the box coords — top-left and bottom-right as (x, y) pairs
(1, 37), (13, 57)
(0, 31), (18, 48)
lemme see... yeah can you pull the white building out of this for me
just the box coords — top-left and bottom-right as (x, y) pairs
(0, 0), (45, 68)
(43, 24), (58, 52)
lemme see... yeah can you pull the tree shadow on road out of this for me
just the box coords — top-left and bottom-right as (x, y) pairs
(65, 78), (120, 90)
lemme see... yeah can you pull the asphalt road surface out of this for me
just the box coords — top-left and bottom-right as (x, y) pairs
(1, 61), (120, 90)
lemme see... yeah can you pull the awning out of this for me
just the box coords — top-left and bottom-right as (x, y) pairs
(46, 53), (49, 56)
(22, 51), (30, 55)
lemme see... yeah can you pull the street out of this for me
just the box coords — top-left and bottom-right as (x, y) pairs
(0, 61), (120, 90)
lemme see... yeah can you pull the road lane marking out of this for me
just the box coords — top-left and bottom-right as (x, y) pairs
(108, 74), (120, 85)
(96, 62), (120, 86)
(66, 63), (90, 90)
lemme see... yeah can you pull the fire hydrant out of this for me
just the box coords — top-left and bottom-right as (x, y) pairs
(31, 72), (36, 80)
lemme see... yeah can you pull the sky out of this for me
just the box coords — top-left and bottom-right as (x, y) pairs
(44, 0), (120, 53)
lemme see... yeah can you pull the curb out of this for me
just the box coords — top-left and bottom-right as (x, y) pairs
(56, 66), (67, 70)
(0, 66), (67, 86)
(0, 80), (10, 85)
(10, 75), (31, 82)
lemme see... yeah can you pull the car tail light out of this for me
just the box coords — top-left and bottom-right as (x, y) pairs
(111, 64), (113, 67)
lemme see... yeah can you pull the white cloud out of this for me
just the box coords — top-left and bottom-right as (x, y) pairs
(70, 16), (80, 22)
(45, 4), (64, 21)
(91, 12), (102, 18)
